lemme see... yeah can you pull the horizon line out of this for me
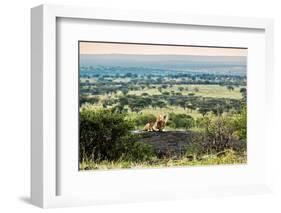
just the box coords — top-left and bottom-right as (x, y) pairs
(80, 53), (247, 57)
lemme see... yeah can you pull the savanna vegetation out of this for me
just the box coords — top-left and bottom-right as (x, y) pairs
(79, 65), (247, 170)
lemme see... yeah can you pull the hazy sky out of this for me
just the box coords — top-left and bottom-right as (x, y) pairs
(80, 42), (247, 56)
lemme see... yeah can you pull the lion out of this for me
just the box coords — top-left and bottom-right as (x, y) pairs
(143, 122), (154, 131)
(143, 115), (168, 132)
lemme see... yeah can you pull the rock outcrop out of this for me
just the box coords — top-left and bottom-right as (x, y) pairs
(135, 131), (195, 157)
(135, 131), (246, 157)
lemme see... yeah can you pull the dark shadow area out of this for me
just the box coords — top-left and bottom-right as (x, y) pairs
(18, 196), (31, 205)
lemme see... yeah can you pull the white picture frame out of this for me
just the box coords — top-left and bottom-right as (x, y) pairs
(31, 4), (274, 208)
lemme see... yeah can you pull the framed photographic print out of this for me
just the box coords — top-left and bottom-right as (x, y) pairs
(31, 4), (274, 208)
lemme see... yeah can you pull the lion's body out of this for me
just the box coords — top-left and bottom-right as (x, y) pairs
(143, 115), (168, 132)
(143, 122), (154, 131)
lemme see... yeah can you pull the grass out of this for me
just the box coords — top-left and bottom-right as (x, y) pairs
(82, 84), (242, 100)
(81, 83), (242, 124)
(127, 84), (242, 99)
(79, 150), (247, 170)
(140, 105), (203, 119)
(180, 84), (242, 99)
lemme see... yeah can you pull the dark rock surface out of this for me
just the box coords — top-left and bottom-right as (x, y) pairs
(135, 131), (195, 157)
(134, 131), (246, 157)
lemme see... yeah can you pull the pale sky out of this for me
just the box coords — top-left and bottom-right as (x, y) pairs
(80, 42), (247, 56)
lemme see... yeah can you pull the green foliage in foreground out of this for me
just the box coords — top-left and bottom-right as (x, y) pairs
(80, 107), (154, 163)
(79, 106), (247, 170)
(196, 109), (247, 153)
(233, 107), (247, 140)
(80, 150), (246, 170)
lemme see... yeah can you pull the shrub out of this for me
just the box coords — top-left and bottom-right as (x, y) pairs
(184, 143), (203, 157)
(80, 95), (99, 106)
(167, 113), (195, 129)
(121, 141), (155, 162)
(233, 107), (247, 140)
(79, 108), (154, 162)
(134, 114), (156, 127)
(198, 113), (237, 153)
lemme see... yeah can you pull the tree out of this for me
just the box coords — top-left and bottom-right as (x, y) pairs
(178, 100), (187, 110)
(240, 87), (247, 105)
(162, 84), (168, 89)
(156, 100), (167, 108)
(240, 87), (246, 94)
(212, 104), (224, 115)
(141, 92), (149, 96)
(186, 104), (196, 113)
(198, 107), (209, 116)
(80, 95), (99, 106)
(194, 87), (199, 92)
(227, 85), (234, 91)
(121, 88), (129, 96)
(178, 87), (184, 92)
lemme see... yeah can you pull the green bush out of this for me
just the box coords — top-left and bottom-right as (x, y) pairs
(233, 107), (247, 139)
(79, 95), (99, 106)
(167, 113), (195, 129)
(133, 114), (156, 127)
(197, 112), (242, 153)
(79, 108), (154, 162)
(121, 141), (155, 162)
(184, 143), (203, 157)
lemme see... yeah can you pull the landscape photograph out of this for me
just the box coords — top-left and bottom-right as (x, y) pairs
(79, 41), (247, 170)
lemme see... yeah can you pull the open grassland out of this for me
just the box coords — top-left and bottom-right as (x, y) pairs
(81, 84), (243, 100)
(128, 84), (242, 99)
(184, 85), (242, 99)
(80, 83), (242, 123)
(125, 84), (242, 99)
